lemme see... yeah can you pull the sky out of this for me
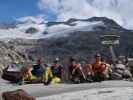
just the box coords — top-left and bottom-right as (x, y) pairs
(0, 0), (57, 22)
(0, 0), (133, 29)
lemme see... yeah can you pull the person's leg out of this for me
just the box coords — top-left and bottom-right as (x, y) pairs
(30, 75), (38, 81)
(43, 68), (53, 85)
(23, 74), (38, 84)
(92, 72), (104, 82)
(79, 75), (87, 83)
(43, 77), (52, 85)
(31, 76), (43, 84)
(86, 75), (93, 82)
(102, 68), (110, 80)
(71, 77), (81, 84)
(50, 77), (61, 84)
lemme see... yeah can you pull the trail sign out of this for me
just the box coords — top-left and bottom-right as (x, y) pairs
(100, 35), (120, 63)
(100, 35), (120, 45)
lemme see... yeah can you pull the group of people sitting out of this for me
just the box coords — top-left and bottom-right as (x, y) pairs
(2, 53), (132, 85)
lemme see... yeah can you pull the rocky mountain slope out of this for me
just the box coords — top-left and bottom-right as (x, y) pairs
(36, 17), (133, 62)
(0, 17), (133, 73)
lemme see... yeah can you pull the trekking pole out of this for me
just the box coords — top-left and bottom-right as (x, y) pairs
(79, 67), (86, 80)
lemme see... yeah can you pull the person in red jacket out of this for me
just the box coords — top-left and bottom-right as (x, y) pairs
(90, 53), (110, 82)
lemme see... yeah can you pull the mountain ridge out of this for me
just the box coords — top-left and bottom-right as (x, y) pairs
(0, 17), (131, 40)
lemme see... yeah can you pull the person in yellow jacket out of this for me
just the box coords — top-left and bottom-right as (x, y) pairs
(43, 58), (64, 85)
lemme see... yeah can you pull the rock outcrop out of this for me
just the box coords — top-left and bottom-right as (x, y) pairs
(2, 89), (36, 100)
(0, 40), (38, 74)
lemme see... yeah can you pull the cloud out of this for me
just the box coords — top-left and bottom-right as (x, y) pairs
(16, 15), (46, 24)
(38, 0), (133, 29)
(38, 0), (60, 14)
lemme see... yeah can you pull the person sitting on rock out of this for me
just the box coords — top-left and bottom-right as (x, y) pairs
(43, 58), (64, 85)
(68, 58), (86, 83)
(20, 64), (37, 85)
(89, 53), (110, 82)
(31, 58), (46, 82)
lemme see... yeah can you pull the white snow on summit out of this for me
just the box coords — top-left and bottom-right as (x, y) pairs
(0, 20), (46, 39)
(0, 19), (104, 39)
(44, 21), (104, 38)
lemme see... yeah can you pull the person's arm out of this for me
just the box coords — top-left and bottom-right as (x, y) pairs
(72, 65), (79, 75)
(28, 68), (33, 78)
(61, 68), (64, 76)
(89, 64), (94, 76)
(85, 64), (93, 75)
(61, 67), (66, 81)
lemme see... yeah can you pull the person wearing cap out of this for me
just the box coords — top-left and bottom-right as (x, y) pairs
(43, 58), (64, 85)
(89, 53), (110, 82)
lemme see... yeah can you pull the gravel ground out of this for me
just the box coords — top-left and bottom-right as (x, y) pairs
(38, 87), (133, 100)
(1, 78), (133, 100)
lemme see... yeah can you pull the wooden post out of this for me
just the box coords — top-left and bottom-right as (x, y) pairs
(109, 45), (117, 63)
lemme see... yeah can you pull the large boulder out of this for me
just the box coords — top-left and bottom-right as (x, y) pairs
(115, 64), (126, 70)
(2, 89), (36, 100)
(111, 63), (132, 80)
(111, 72), (123, 80)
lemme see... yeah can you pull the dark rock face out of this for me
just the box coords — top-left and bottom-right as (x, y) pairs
(2, 89), (36, 100)
(36, 32), (133, 63)
(41, 17), (133, 62)
(25, 27), (38, 34)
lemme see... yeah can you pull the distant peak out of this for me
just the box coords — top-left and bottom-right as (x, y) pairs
(16, 16), (45, 24)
